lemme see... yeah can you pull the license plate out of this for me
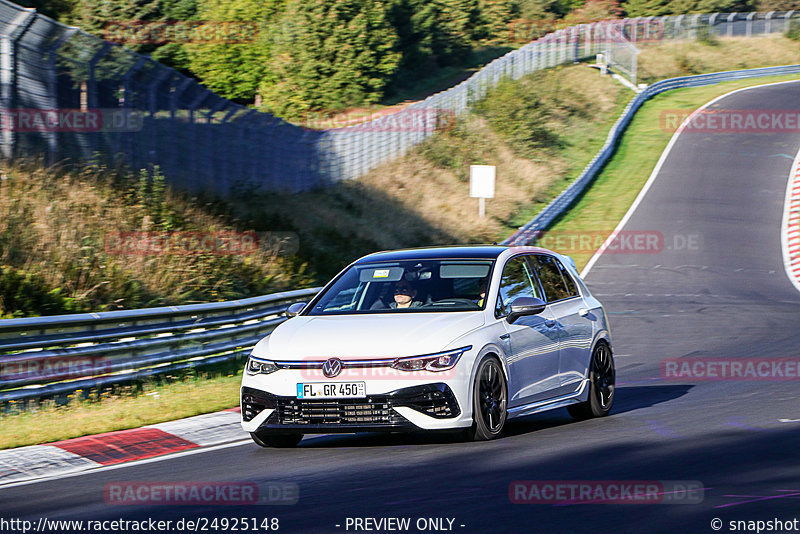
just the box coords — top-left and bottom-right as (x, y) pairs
(296, 382), (366, 399)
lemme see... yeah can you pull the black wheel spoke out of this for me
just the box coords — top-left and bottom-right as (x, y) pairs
(592, 345), (614, 409)
(477, 361), (506, 433)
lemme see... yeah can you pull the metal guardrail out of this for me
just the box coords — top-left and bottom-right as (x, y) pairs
(0, 287), (319, 402)
(4, 66), (800, 401)
(503, 64), (800, 246)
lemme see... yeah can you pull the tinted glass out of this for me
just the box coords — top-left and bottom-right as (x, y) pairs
(495, 256), (541, 316)
(307, 259), (494, 314)
(531, 255), (571, 302)
(555, 258), (579, 297)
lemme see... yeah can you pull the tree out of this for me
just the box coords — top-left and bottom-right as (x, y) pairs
(70, 0), (199, 72)
(185, 0), (285, 102)
(16, 0), (77, 22)
(479, 0), (519, 39)
(260, 0), (401, 118)
(622, 0), (756, 16)
(563, 0), (622, 23)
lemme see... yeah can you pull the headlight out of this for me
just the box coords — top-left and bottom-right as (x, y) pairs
(392, 346), (471, 372)
(246, 356), (279, 375)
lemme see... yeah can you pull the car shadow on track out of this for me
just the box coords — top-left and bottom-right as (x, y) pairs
(293, 384), (693, 448)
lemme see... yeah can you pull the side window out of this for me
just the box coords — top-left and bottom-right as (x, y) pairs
(530, 255), (572, 302)
(495, 256), (541, 316)
(555, 259), (579, 297)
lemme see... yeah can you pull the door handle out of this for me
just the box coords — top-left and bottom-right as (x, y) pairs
(499, 333), (510, 340)
(545, 319), (556, 328)
(579, 308), (589, 317)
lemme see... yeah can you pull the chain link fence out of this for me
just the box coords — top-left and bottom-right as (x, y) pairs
(1, 0), (799, 195)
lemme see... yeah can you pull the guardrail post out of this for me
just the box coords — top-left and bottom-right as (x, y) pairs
(0, 8), (36, 163)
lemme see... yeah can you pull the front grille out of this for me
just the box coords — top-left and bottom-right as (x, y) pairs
(275, 398), (404, 425)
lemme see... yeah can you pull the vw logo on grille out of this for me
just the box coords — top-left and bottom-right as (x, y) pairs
(322, 358), (343, 378)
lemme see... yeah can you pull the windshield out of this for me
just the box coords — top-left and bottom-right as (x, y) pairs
(307, 259), (495, 315)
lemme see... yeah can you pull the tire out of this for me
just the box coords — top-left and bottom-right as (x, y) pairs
(463, 357), (508, 441)
(250, 431), (303, 448)
(568, 341), (615, 420)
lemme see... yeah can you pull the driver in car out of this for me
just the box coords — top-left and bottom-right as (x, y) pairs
(372, 280), (423, 310)
(391, 281), (423, 309)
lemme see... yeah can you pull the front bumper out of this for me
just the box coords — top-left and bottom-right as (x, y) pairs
(241, 383), (464, 434)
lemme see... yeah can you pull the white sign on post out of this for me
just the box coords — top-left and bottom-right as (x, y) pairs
(470, 165), (495, 218)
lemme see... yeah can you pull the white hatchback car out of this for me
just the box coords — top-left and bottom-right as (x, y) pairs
(241, 246), (614, 447)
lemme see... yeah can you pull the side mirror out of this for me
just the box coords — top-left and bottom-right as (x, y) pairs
(506, 297), (546, 324)
(286, 302), (306, 317)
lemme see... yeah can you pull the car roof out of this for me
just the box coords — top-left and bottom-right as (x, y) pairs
(353, 245), (551, 264)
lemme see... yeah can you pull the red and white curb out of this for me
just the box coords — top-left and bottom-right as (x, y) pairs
(783, 150), (800, 293)
(0, 408), (243, 486)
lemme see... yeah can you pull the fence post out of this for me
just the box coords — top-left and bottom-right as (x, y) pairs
(765, 11), (775, 33)
(676, 14), (686, 38)
(727, 13), (737, 37)
(746, 12), (756, 37)
(0, 8), (36, 163)
(147, 67), (172, 115)
(571, 26), (579, 61)
(45, 28), (77, 164)
(121, 57), (147, 108)
(690, 14), (702, 39)
(87, 42), (112, 110)
(785, 11), (795, 32)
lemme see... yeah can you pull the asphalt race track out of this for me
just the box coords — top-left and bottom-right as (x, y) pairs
(3, 81), (800, 534)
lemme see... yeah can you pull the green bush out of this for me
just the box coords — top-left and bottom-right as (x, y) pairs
(695, 25), (719, 47)
(0, 267), (83, 318)
(786, 19), (800, 41)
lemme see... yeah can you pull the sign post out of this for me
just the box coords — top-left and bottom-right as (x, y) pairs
(470, 165), (495, 218)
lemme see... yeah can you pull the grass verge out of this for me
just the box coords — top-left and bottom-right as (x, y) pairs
(541, 73), (800, 270)
(0, 365), (242, 449)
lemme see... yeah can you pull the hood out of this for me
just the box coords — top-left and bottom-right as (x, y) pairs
(255, 312), (485, 360)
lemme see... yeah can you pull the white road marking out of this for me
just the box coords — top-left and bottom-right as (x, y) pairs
(781, 143), (800, 295)
(582, 79), (800, 280)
